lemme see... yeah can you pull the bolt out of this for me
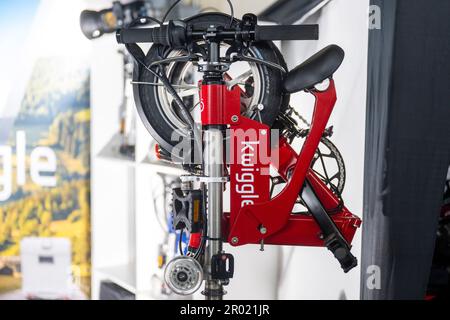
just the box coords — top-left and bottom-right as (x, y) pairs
(231, 115), (239, 122)
(260, 129), (267, 136)
(231, 237), (239, 244)
(260, 226), (267, 235)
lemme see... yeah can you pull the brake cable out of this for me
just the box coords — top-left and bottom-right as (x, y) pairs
(162, 0), (235, 28)
(179, 228), (185, 256)
(147, 54), (198, 68)
(123, 17), (203, 167)
(193, 183), (208, 260)
(233, 54), (287, 73)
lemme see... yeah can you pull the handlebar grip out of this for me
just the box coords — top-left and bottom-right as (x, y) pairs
(254, 24), (319, 41)
(116, 22), (187, 48)
(116, 28), (156, 44)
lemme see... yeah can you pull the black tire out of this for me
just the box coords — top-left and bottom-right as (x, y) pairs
(134, 13), (290, 154)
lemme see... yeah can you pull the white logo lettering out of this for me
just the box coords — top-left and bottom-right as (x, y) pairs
(0, 130), (57, 201)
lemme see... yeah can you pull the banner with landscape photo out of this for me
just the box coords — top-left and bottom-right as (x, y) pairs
(0, 0), (91, 299)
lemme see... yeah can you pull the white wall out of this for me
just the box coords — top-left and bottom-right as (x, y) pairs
(86, 0), (368, 300)
(277, 0), (369, 300)
(196, 0), (276, 17)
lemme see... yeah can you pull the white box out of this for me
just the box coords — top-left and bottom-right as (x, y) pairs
(20, 237), (72, 299)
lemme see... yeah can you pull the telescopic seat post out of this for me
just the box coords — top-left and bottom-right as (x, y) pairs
(202, 39), (226, 300)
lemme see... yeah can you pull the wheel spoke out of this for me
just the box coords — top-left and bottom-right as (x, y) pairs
(226, 70), (252, 88)
(131, 81), (198, 90)
(191, 101), (201, 109)
(178, 88), (199, 97)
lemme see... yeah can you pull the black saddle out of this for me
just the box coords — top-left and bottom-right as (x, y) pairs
(283, 44), (345, 93)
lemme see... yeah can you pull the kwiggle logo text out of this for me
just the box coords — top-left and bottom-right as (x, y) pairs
(0, 131), (57, 201)
(231, 128), (277, 207)
(235, 139), (261, 206)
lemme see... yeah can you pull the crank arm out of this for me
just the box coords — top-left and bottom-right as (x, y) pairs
(301, 181), (357, 273)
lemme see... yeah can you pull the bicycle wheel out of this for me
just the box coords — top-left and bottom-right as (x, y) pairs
(133, 13), (290, 156)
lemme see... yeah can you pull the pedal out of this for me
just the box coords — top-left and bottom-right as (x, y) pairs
(172, 188), (203, 233)
(324, 234), (357, 273)
(301, 181), (358, 273)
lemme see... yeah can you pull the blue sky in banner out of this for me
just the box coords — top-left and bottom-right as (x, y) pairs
(0, 0), (39, 61)
(0, 1), (40, 139)
(0, 0), (91, 141)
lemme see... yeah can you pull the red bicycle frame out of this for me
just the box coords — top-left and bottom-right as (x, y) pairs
(200, 79), (361, 249)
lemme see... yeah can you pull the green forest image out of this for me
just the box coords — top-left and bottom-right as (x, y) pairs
(0, 57), (91, 297)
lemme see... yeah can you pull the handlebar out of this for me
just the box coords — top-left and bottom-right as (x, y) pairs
(254, 25), (319, 41)
(116, 20), (319, 48)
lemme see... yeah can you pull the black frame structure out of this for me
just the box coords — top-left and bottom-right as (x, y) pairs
(361, 0), (450, 299)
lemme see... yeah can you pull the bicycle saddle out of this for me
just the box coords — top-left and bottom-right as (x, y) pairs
(283, 44), (345, 93)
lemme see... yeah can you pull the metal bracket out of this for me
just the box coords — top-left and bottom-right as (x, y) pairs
(181, 175), (229, 183)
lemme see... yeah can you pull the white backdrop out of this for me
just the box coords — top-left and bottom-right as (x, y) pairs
(201, 0), (369, 300)
(276, 0), (369, 300)
(86, 0), (369, 300)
